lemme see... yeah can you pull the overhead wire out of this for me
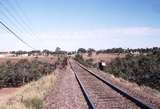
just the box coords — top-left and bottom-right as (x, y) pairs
(0, 21), (35, 49)
(0, 2), (34, 47)
(0, 0), (34, 38)
(13, 0), (39, 38)
(0, 0), (39, 50)
(5, 0), (39, 39)
(0, 8), (28, 37)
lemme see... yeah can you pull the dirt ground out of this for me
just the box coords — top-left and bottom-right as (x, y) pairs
(0, 88), (19, 102)
(0, 88), (19, 94)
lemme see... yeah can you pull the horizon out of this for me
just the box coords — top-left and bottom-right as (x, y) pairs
(0, 0), (160, 51)
(0, 47), (160, 52)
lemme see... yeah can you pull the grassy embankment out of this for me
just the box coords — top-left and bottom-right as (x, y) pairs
(0, 74), (55, 109)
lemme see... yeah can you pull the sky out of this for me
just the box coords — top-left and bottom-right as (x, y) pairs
(0, 0), (160, 51)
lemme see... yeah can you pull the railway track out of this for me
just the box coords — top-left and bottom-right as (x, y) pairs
(69, 60), (154, 109)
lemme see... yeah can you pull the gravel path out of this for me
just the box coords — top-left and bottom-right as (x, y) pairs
(43, 66), (88, 109)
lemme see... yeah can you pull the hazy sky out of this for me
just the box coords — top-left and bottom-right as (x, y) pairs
(0, 0), (160, 51)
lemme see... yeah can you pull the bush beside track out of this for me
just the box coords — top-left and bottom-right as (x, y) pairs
(0, 59), (56, 88)
(106, 53), (160, 91)
(74, 54), (94, 67)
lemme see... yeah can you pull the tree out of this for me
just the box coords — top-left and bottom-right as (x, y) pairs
(87, 48), (95, 56)
(42, 49), (50, 56)
(55, 47), (61, 53)
(77, 48), (86, 53)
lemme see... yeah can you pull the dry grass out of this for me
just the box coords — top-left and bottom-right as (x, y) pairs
(0, 73), (56, 109)
(82, 53), (126, 63)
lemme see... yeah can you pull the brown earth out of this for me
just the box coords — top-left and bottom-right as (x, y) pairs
(0, 88), (19, 94)
(0, 88), (19, 102)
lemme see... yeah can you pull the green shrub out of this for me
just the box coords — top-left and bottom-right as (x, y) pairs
(0, 59), (56, 88)
(107, 53), (160, 91)
(74, 54), (93, 67)
(23, 97), (43, 109)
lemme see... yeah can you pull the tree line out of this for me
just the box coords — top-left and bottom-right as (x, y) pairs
(5, 47), (160, 57)
(10, 48), (67, 56)
(77, 47), (160, 54)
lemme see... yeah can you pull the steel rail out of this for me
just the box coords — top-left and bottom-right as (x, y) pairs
(69, 61), (96, 109)
(76, 61), (154, 109)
